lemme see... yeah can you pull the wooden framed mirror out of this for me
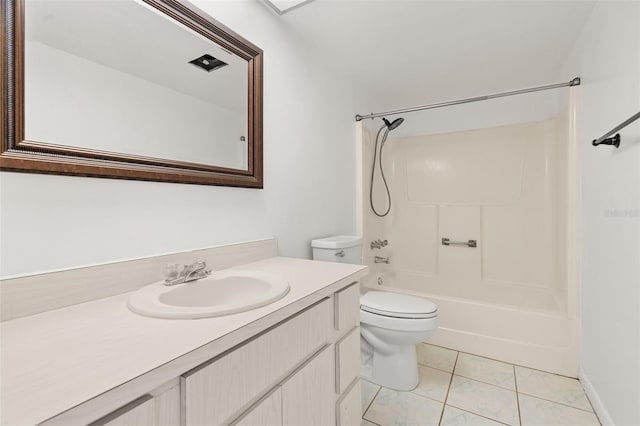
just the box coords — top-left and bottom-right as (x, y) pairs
(1, 0), (263, 187)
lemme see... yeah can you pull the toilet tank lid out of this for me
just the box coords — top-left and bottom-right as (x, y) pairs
(361, 291), (437, 316)
(311, 235), (362, 249)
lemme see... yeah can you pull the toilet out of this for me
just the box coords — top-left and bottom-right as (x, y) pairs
(311, 235), (439, 391)
(360, 291), (437, 390)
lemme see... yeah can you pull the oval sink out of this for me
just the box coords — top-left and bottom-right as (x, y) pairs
(128, 270), (290, 319)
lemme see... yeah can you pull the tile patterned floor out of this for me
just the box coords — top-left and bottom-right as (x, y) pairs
(361, 344), (600, 426)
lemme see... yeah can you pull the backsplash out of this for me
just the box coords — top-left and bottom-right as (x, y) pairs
(0, 238), (277, 321)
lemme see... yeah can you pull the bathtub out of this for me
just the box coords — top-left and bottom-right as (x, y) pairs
(362, 271), (579, 377)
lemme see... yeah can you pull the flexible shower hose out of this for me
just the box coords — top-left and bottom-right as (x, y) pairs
(370, 124), (392, 217)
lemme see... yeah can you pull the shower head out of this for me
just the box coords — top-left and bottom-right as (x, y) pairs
(383, 117), (404, 131)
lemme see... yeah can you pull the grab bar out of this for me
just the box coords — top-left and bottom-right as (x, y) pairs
(442, 238), (477, 248)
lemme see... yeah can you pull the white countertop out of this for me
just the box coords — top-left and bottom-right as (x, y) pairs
(0, 257), (367, 425)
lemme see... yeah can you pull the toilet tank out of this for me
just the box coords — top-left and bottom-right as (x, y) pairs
(311, 236), (362, 264)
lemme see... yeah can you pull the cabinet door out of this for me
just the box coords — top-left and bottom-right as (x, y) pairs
(183, 299), (331, 425)
(282, 346), (335, 426)
(337, 379), (361, 426)
(232, 388), (282, 426)
(334, 283), (360, 333)
(336, 327), (360, 394)
(154, 384), (180, 426)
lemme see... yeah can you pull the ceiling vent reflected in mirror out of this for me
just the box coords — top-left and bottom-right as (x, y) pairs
(261, 0), (315, 15)
(189, 54), (228, 72)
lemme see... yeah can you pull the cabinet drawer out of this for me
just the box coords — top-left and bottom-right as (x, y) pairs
(232, 388), (282, 426)
(91, 396), (154, 426)
(336, 326), (360, 394)
(282, 346), (335, 426)
(334, 282), (360, 333)
(182, 299), (332, 425)
(337, 379), (361, 426)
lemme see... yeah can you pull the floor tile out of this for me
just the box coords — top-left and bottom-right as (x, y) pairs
(515, 366), (593, 411)
(417, 344), (458, 372)
(412, 365), (452, 402)
(454, 353), (516, 390)
(362, 379), (381, 415)
(364, 388), (444, 426)
(441, 405), (509, 426)
(447, 376), (519, 426)
(519, 393), (600, 426)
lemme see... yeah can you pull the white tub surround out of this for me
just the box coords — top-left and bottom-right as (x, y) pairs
(357, 90), (581, 377)
(0, 256), (367, 425)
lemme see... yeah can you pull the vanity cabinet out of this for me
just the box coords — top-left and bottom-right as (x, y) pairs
(282, 346), (335, 425)
(37, 278), (363, 426)
(232, 388), (282, 426)
(229, 346), (335, 426)
(333, 283), (362, 426)
(334, 282), (360, 333)
(154, 385), (181, 426)
(182, 299), (332, 425)
(94, 397), (155, 426)
(336, 327), (361, 394)
(337, 380), (362, 426)
(91, 384), (180, 426)
(180, 282), (361, 426)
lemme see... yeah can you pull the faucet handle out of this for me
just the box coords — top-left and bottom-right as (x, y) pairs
(165, 263), (180, 282)
(370, 239), (389, 249)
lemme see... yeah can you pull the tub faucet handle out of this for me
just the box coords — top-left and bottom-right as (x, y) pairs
(370, 239), (388, 249)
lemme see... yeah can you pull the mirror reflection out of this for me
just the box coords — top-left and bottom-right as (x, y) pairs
(24, 0), (249, 170)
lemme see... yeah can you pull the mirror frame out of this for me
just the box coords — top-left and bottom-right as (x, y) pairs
(0, 0), (263, 187)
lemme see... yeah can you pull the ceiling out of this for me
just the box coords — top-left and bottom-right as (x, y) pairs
(272, 0), (596, 111)
(25, 0), (597, 119)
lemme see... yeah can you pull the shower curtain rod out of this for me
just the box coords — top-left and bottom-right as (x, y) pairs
(355, 77), (581, 122)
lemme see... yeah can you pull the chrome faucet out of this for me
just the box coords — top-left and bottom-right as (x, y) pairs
(374, 256), (390, 264)
(164, 260), (211, 286)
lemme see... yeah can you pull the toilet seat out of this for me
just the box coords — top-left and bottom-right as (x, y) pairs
(361, 291), (437, 319)
(360, 309), (438, 332)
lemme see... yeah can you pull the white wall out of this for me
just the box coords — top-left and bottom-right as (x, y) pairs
(0, 1), (357, 278)
(561, 2), (640, 425)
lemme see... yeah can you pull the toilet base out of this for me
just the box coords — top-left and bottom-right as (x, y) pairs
(371, 344), (419, 391)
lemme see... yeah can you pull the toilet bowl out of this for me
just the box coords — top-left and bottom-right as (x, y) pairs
(309, 236), (438, 391)
(360, 291), (438, 391)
